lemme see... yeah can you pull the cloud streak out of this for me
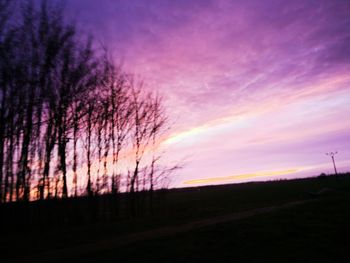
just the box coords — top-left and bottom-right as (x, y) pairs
(183, 168), (301, 185)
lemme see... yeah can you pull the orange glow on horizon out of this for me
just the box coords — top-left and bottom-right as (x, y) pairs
(183, 168), (300, 185)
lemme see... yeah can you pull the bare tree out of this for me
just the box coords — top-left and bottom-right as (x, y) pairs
(0, 1), (178, 218)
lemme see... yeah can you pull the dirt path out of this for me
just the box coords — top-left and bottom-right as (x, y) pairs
(8, 199), (312, 262)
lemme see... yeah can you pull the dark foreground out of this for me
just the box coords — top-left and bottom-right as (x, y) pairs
(2, 174), (350, 262)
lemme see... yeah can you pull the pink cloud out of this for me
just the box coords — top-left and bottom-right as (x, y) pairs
(65, 0), (350, 187)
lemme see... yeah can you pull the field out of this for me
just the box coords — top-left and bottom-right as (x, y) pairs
(2, 173), (350, 262)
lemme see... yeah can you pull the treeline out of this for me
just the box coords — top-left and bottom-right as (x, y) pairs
(0, 1), (174, 206)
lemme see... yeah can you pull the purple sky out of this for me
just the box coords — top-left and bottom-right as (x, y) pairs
(66, 0), (350, 187)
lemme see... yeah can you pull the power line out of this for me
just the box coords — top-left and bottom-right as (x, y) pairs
(326, 151), (338, 175)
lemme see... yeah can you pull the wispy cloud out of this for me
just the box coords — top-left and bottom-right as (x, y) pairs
(66, 0), (350, 186)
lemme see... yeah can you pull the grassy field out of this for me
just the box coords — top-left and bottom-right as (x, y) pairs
(2, 173), (350, 262)
(75, 191), (350, 263)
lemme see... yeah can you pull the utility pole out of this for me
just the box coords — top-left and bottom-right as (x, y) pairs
(326, 151), (338, 175)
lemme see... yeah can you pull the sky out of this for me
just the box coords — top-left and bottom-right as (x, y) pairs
(65, 0), (350, 187)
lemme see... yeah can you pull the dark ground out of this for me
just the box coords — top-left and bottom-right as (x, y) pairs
(2, 174), (350, 262)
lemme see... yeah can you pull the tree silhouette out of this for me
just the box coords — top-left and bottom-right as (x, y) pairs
(0, 0), (176, 222)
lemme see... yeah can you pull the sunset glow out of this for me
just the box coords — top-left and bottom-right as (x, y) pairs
(183, 168), (301, 185)
(67, 0), (350, 187)
(2, 1), (350, 260)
